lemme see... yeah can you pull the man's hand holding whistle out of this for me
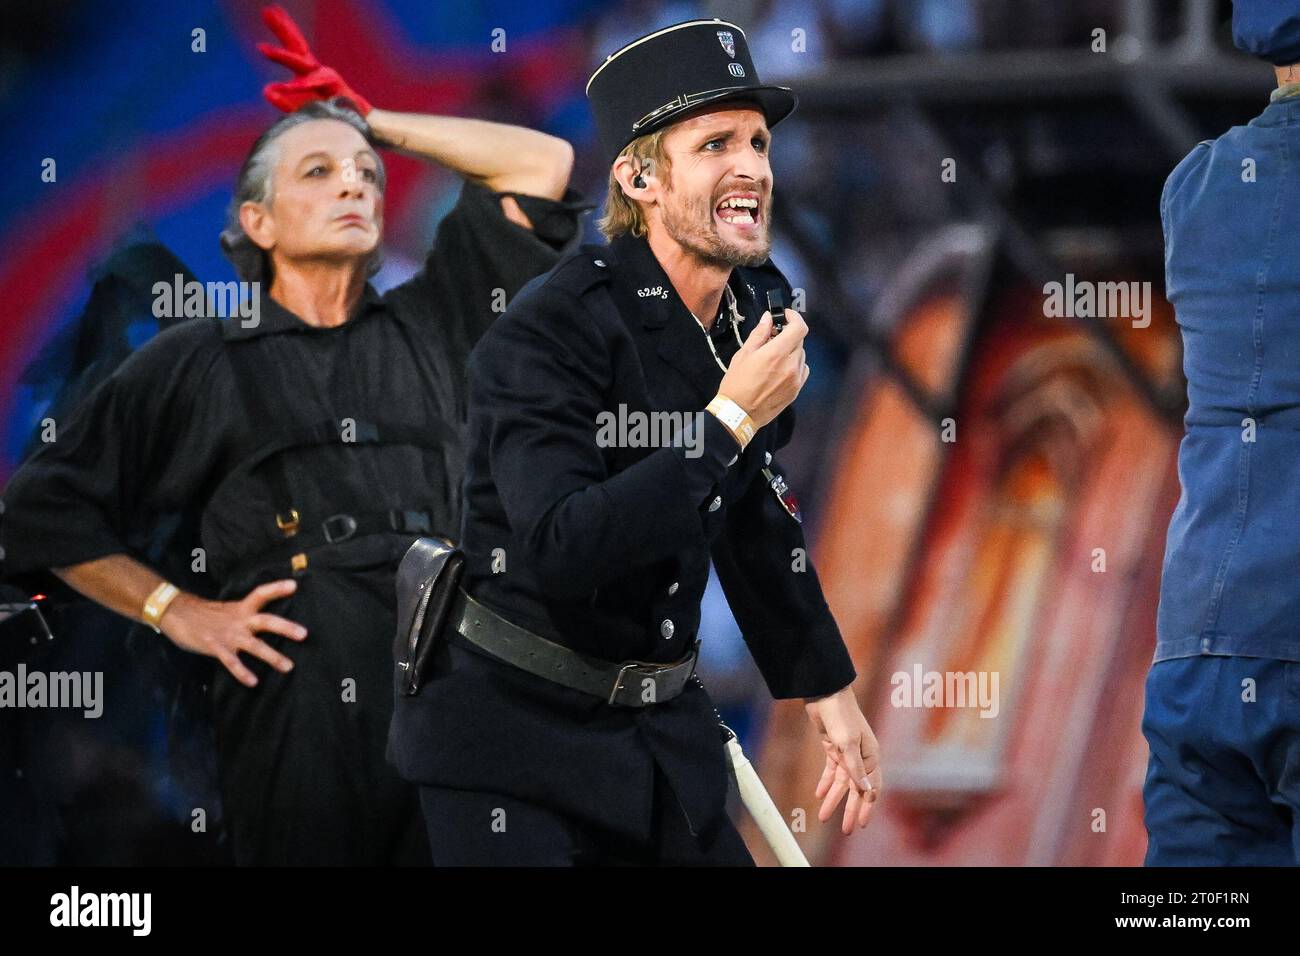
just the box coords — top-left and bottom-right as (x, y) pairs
(708, 307), (808, 450)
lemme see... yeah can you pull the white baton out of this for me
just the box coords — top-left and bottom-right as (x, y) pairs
(722, 726), (810, 867)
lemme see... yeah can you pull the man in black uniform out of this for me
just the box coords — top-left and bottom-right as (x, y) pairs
(391, 20), (882, 865)
(0, 7), (584, 864)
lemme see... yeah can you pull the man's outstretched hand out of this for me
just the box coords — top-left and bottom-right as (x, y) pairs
(257, 4), (373, 115)
(805, 684), (882, 835)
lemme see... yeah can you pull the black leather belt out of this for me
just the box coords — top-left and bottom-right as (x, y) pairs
(451, 588), (699, 708)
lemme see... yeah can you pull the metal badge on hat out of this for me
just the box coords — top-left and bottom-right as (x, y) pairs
(717, 30), (736, 57)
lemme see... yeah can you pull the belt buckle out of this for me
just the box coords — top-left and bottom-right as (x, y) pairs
(607, 641), (700, 707)
(322, 513), (358, 543)
(608, 661), (658, 707)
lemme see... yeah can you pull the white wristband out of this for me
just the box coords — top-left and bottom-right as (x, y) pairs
(707, 395), (756, 450)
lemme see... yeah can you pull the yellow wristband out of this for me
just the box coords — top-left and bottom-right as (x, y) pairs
(707, 395), (756, 451)
(142, 581), (180, 634)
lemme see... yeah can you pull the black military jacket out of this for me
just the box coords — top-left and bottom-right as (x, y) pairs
(389, 232), (857, 844)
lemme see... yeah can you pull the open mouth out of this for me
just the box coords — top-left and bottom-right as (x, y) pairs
(715, 193), (761, 229)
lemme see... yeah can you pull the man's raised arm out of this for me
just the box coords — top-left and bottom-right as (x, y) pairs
(366, 111), (573, 201)
(257, 3), (574, 228)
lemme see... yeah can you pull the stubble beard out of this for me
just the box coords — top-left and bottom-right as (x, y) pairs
(661, 187), (773, 269)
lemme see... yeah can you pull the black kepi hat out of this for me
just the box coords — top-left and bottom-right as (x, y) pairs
(586, 19), (797, 166)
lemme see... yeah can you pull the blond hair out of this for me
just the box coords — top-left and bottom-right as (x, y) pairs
(597, 129), (673, 240)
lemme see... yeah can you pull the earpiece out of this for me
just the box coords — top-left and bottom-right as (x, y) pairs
(632, 172), (647, 189)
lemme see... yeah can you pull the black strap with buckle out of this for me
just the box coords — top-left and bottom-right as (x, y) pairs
(230, 507), (441, 579)
(450, 588), (698, 708)
(221, 333), (456, 541)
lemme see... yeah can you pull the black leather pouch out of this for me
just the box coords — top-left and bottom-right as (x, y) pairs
(393, 536), (465, 696)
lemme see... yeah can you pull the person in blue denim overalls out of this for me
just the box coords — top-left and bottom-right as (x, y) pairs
(1144, 1), (1300, 865)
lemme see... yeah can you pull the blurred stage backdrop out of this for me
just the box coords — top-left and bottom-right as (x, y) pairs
(0, 0), (1273, 864)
